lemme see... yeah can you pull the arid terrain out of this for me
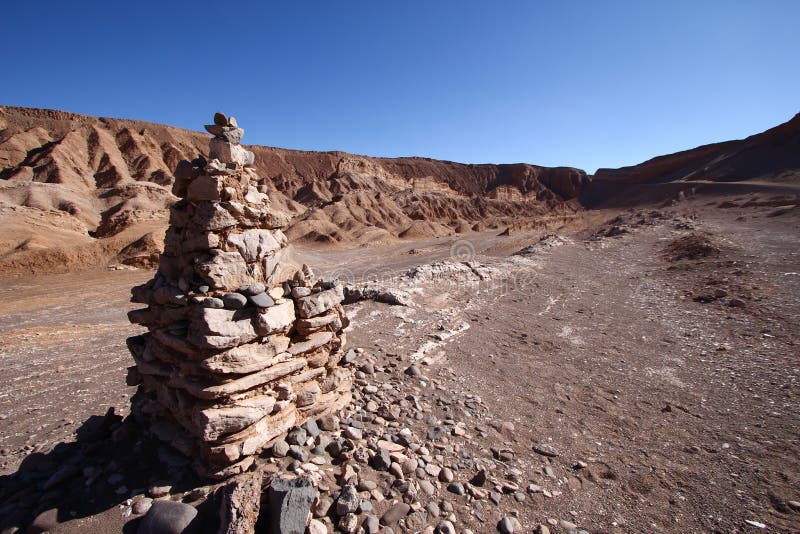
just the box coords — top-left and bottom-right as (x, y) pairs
(0, 108), (799, 533)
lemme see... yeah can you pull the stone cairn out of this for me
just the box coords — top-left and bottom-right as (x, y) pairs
(126, 112), (352, 479)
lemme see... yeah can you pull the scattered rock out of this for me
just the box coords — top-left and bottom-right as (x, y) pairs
(137, 500), (198, 534)
(266, 477), (317, 534)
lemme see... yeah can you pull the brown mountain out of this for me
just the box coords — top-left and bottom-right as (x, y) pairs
(583, 112), (800, 207)
(0, 106), (589, 275)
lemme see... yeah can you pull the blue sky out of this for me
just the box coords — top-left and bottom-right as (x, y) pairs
(2, 1), (798, 173)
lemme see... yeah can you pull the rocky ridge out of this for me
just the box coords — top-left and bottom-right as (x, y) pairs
(0, 106), (588, 276)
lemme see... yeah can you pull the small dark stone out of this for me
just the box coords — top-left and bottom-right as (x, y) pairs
(336, 485), (360, 515)
(201, 297), (224, 308)
(371, 448), (392, 471)
(249, 292), (274, 308)
(288, 445), (308, 462)
(214, 112), (228, 126)
(222, 292), (248, 309)
(470, 469), (487, 486)
(238, 283), (266, 296)
(447, 482), (465, 495)
(302, 419), (320, 438)
(404, 364), (422, 377)
(286, 428), (308, 446)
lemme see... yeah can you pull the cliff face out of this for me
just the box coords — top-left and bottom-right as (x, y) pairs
(0, 106), (588, 275)
(584, 113), (800, 207)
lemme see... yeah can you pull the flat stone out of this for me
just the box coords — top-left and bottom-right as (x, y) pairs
(196, 251), (259, 291)
(227, 229), (282, 263)
(200, 336), (291, 374)
(533, 443), (559, 457)
(249, 292), (274, 308)
(137, 500), (197, 534)
(214, 112), (228, 126)
(296, 285), (344, 318)
(254, 301), (296, 335)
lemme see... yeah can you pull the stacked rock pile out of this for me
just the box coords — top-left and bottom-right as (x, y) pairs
(126, 112), (353, 479)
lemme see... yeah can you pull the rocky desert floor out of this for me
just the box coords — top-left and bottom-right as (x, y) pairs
(0, 193), (798, 533)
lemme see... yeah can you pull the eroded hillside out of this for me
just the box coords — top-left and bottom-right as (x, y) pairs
(0, 107), (588, 276)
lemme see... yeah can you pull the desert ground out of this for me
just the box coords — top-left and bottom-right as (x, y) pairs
(1, 190), (798, 533)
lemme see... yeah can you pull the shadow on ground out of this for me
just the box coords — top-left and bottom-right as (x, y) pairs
(0, 409), (215, 533)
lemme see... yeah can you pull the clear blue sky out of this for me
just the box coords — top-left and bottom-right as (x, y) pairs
(2, 1), (798, 173)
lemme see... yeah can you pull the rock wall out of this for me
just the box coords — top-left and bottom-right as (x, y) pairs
(125, 113), (353, 479)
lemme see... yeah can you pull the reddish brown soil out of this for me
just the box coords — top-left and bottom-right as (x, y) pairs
(0, 192), (797, 532)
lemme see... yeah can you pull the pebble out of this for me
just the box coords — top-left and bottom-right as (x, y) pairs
(404, 364), (422, 377)
(380, 502), (411, 526)
(363, 514), (380, 534)
(201, 297), (224, 308)
(343, 426), (362, 440)
(498, 515), (522, 533)
(447, 483), (465, 495)
(559, 519), (578, 530)
(438, 467), (454, 483)
(788, 500), (800, 511)
(270, 440), (291, 459)
(302, 419), (320, 437)
(533, 443), (559, 457)
(339, 513), (359, 534)
(336, 485), (360, 515)
(436, 520), (456, 534)
(133, 497), (153, 515)
(138, 501), (197, 534)
(286, 427), (307, 446)
(308, 518), (327, 534)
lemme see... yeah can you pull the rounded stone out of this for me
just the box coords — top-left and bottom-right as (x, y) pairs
(249, 292), (274, 308)
(201, 297), (224, 309)
(222, 292), (248, 309)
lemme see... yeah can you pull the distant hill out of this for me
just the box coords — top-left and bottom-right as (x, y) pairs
(583, 113), (800, 207)
(0, 106), (588, 275)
